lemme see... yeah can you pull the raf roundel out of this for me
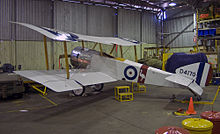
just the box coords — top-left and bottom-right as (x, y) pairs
(124, 65), (138, 80)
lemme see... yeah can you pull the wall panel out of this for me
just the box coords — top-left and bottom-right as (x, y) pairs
(54, 1), (87, 34)
(142, 11), (157, 44)
(118, 9), (141, 41)
(16, 0), (52, 40)
(0, 0), (14, 40)
(164, 7), (194, 47)
(0, 41), (15, 65)
(16, 41), (52, 70)
(87, 5), (116, 36)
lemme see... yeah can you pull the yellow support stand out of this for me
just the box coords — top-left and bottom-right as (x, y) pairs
(175, 86), (220, 105)
(114, 86), (133, 102)
(32, 85), (47, 96)
(162, 53), (173, 71)
(131, 82), (146, 93)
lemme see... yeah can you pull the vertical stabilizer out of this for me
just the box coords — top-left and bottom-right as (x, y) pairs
(175, 62), (212, 87)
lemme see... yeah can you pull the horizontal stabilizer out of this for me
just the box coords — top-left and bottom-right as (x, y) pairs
(165, 74), (203, 96)
(165, 74), (193, 86)
(188, 81), (203, 96)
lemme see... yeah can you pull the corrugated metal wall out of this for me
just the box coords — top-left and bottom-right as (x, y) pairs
(142, 11), (157, 44)
(0, 0), (14, 40)
(164, 7), (194, 48)
(0, 0), (158, 70)
(118, 9), (141, 41)
(118, 9), (157, 60)
(87, 5), (116, 36)
(54, 1), (87, 34)
(14, 0), (53, 70)
(0, 0), (15, 65)
(16, 0), (52, 40)
(54, 1), (116, 36)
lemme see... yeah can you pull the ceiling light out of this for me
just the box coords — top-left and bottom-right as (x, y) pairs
(169, 2), (176, 7)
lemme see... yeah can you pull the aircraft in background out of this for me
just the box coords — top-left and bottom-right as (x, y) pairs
(10, 22), (212, 100)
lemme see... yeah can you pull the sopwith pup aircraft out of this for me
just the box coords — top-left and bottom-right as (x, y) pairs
(10, 22), (212, 100)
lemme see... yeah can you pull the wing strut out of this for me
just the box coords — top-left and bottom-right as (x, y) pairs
(120, 45), (123, 58)
(99, 43), (103, 56)
(64, 41), (70, 79)
(44, 36), (49, 70)
(110, 44), (116, 55)
(92, 43), (97, 49)
(134, 45), (138, 62)
(82, 40), (85, 49)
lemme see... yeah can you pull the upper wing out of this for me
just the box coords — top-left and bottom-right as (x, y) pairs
(14, 70), (117, 92)
(10, 21), (139, 46)
(9, 21), (78, 42)
(72, 32), (139, 46)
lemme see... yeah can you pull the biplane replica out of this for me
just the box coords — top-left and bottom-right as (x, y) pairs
(10, 22), (212, 100)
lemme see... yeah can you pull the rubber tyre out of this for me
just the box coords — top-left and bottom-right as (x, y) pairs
(72, 87), (85, 96)
(196, 96), (202, 101)
(91, 83), (104, 91)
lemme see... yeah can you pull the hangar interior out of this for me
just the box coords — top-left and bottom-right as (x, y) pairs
(1, 0), (220, 134)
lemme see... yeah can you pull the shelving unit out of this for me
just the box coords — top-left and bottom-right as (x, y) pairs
(196, 10), (220, 74)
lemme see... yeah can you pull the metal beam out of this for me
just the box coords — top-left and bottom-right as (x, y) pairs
(64, 0), (162, 12)
(165, 14), (194, 21)
(162, 30), (193, 36)
(165, 21), (193, 47)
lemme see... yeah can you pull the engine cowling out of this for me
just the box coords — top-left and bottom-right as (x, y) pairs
(70, 46), (114, 69)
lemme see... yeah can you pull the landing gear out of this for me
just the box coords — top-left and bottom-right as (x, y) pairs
(196, 95), (202, 101)
(189, 89), (202, 101)
(72, 83), (104, 96)
(90, 83), (104, 91)
(72, 87), (85, 96)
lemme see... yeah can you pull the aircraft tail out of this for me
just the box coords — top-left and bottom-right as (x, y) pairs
(175, 62), (213, 88)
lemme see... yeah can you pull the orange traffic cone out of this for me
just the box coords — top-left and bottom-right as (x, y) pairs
(186, 97), (197, 115)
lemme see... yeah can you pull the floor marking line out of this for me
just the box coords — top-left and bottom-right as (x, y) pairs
(38, 94), (58, 106)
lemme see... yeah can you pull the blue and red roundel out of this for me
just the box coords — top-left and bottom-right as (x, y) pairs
(124, 66), (138, 80)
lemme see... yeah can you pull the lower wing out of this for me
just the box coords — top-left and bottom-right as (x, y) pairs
(14, 70), (117, 92)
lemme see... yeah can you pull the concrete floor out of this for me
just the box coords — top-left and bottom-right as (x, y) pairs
(0, 81), (219, 134)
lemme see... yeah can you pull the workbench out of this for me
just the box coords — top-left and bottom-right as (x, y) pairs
(0, 73), (24, 99)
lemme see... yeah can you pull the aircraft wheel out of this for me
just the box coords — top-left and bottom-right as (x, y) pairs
(91, 83), (104, 91)
(72, 87), (85, 96)
(196, 96), (202, 101)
